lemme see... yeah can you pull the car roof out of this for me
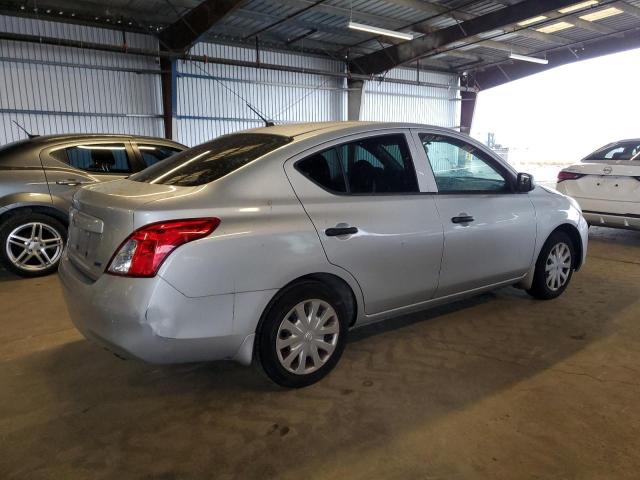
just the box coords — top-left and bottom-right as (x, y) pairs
(244, 121), (434, 139)
(8, 133), (185, 147)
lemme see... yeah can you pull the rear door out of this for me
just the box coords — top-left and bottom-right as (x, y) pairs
(411, 129), (537, 297)
(285, 130), (444, 316)
(41, 140), (137, 212)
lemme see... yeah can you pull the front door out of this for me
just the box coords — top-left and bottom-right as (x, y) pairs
(285, 131), (444, 315)
(412, 130), (537, 297)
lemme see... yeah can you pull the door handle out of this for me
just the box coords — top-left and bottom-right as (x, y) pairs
(325, 226), (358, 237)
(56, 179), (89, 186)
(451, 215), (474, 224)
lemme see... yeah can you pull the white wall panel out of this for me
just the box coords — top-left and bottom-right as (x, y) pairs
(361, 67), (460, 128)
(0, 14), (460, 148)
(176, 43), (347, 146)
(0, 15), (162, 145)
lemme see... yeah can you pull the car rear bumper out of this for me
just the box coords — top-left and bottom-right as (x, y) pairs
(582, 210), (640, 231)
(58, 251), (251, 364)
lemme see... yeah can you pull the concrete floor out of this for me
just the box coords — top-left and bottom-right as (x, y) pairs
(1, 227), (639, 479)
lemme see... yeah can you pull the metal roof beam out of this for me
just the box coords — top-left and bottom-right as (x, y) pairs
(473, 39), (532, 55)
(159, 0), (244, 53)
(513, 29), (570, 45)
(615, 1), (640, 19)
(472, 29), (640, 90)
(381, 0), (474, 20)
(490, 0), (616, 34)
(260, 0), (407, 29)
(207, 26), (373, 56)
(230, 8), (371, 39)
(349, 0), (582, 75)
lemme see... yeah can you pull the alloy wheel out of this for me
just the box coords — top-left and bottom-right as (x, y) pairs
(545, 242), (572, 291)
(276, 299), (340, 375)
(5, 222), (64, 272)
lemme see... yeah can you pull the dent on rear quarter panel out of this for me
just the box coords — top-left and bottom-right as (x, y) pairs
(146, 278), (234, 339)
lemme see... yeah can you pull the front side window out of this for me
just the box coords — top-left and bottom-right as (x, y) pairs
(296, 134), (419, 195)
(584, 141), (640, 161)
(130, 133), (291, 186)
(137, 144), (183, 167)
(56, 143), (131, 173)
(419, 134), (508, 193)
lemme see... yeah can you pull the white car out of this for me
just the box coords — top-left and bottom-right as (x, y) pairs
(557, 139), (640, 230)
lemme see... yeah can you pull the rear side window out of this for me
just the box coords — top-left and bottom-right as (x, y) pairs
(54, 144), (132, 173)
(137, 144), (183, 167)
(131, 133), (291, 186)
(297, 148), (347, 193)
(296, 134), (418, 195)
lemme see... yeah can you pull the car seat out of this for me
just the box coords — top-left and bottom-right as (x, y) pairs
(89, 150), (116, 172)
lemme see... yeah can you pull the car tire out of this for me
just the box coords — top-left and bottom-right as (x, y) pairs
(257, 281), (348, 388)
(527, 231), (575, 300)
(0, 212), (67, 278)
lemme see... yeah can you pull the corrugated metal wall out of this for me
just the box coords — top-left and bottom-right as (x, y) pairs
(175, 43), (347, 146)
(361, 68), (461, 128)
(0, 15), (460, 148)
(0, 15), (163, 145)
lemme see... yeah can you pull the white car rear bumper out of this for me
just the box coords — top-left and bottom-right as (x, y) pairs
(582, 210), (640, 231)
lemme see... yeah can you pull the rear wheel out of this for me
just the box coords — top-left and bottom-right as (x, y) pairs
(257, 281), (348, 388)
(0, 213), (66, 277)
(527, 231), (574, 300)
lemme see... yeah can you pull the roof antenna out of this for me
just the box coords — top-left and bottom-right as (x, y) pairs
(246, 103), (275, 127)
(12, 120), (38, 139)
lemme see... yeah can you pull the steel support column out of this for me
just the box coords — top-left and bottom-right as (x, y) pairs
(160, 58), (178, 140)
(159, 0), (244, 53)
(347, 79), (365, 121)
(460, 90), (477, 134)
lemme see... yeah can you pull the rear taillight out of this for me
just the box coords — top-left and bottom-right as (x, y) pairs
(107, 218), (220, 277)
(557, 171), (585, 183)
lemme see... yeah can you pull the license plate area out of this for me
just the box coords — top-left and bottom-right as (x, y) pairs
(68, 209), (104, 267)
(582, 175), (638, 201)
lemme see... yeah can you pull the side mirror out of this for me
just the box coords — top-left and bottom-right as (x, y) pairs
(516, 172), (535, 192)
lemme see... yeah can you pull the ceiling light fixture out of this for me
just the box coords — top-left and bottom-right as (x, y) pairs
(537, 21), (574, 33)
(517, 15), (548, 27)
(348, 21), (413, 41)
(580, 6), (623, 21)
(558, 1), (598, 14)
(509, 53), (549, 64)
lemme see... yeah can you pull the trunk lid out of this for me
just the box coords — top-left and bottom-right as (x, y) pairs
(67, 179), (198, 280)
(561, 162), (640, 202)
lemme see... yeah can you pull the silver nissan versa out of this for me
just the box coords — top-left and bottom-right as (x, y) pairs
(59, 122), (588, 387)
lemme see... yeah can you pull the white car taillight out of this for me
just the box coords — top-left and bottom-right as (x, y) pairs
(107, 218), (220, 277)
(557, 171), (585, 183)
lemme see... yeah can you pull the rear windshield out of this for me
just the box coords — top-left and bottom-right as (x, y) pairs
(584, 141), (640, 162)
(130, 133), (291, 186)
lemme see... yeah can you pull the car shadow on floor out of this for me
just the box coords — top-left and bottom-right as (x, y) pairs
(2, 257), (639, 478)
(0, 268), (18, 283)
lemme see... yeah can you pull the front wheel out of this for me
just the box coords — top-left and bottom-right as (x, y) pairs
(0, 213), (67, 277)
(257, 281), (348, 388)
(527, 231), (575, 300)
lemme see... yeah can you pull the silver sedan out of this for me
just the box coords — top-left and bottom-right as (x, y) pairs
(59, 122), (588, 387)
